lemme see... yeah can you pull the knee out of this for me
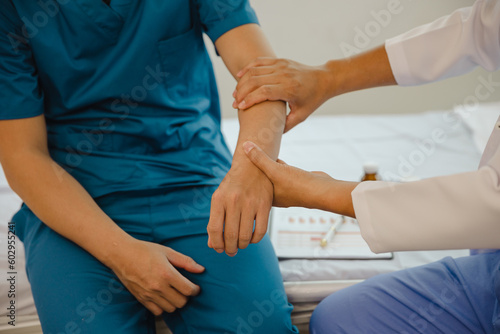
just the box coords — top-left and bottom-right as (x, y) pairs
(310, 288), (362, 334)
(231, 298), (298, 334)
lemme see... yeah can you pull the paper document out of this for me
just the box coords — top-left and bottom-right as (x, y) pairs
(270, 207), (392, 260)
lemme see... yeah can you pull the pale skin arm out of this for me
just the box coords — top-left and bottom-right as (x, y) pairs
(0, 116), (205, 316)
(233, 45), (396, 132)
(207, 24), (286, 256)
(233, 46), (397, 214)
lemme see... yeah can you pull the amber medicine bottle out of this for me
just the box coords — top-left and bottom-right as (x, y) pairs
(361, 162), (379, 181)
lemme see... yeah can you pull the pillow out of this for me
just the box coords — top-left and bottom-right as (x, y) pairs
(455, 101), (500, 154)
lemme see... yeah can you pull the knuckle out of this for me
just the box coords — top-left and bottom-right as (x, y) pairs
(211, 190), (222, 203)
(262, 85), (272, 95)
(142, 291), (155, 301)
(160, 270), (173, 281)
(224, 231), (239, 240)
(207, 225), (222, 234)
(239, 232), (253, 243)
(229, 192), (240, 204)
(148, 281), (162, 292)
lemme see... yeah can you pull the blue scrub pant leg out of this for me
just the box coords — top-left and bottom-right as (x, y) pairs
(310, 252), (500, 334)
(14, 187), (298, 334)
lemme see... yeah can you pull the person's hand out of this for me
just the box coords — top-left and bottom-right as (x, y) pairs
(108, 238), (205, 316)
(207, 160), (274, 256)
(241, 141), (336, 208)
(233, 58), (334, 133)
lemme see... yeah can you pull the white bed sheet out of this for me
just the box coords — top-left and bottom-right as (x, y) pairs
(0, 106), (490, 322)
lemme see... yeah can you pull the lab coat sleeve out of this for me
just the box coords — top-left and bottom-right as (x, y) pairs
(385, 0), (500, 86)
(194, 0), (259, 44)
(352, 143), (500, 253)
(0, 2), (44, 120)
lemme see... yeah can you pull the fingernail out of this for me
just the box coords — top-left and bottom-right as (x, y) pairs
(238, 101), (246, 109)
(215, 248), (224, 253)
(232, 100), (238, 109)
(243, 141), (254, 154)
(237, 70), (243, 77)
(227, 252), (238, 257)
(232, 90), (237, 98)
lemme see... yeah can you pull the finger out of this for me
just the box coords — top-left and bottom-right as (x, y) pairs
(235, 66), (276, 97)
(207, 192), (225, 253)
(276, 159), (287, 165)
(242, 141), (277, 180)
(235, 72), (279, 106)
(160, 262), (202, 297)
(166, 249), (205, 274)
(223, 201), (241, 256)
(142, 300), (167, 316)
(237, 57), (279, 78)
(284, 111), (306, 133)
(160, 285), (189, 309)
(207, 235), (212, 248)
(146, 292), (180, 313)
(250, 203), (270, 244)
(237, 85), (283, 110)
(238, 209), (256, 250)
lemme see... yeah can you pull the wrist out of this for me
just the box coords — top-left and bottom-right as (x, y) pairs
(230, 151), (267, 179)
(95, 229), (137, 270)
(322, 59), (347, 99)
(316, 179), (359, 218)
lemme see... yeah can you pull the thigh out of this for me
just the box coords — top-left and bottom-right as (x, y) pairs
(14, 209), (156, 334)
(160, 231), (298, 334)
(310, 253), (500, 334)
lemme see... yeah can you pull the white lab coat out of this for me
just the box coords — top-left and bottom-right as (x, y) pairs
(352, 0), (500, 253)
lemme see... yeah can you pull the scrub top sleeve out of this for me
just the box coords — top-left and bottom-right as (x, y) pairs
(0, 3), (44, 120)
(195, 0), (259, 44)
(385, 0), (500, 86)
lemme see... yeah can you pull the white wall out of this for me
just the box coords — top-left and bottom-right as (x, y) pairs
(206, 0), (500, 119)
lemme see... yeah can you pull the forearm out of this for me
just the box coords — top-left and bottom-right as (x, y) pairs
(4, 151), (133, 268)
(325, 45), (397, 98)
(217, 24), (286, 165)
(234, 102), (285, 166)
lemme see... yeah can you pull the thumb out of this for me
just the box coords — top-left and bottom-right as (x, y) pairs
(166, 248), (205, 274)
(284, 110), (305, 133)
(242, 141), (277, 179)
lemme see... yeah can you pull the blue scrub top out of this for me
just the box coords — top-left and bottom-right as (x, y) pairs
(0, 0), (258, 198)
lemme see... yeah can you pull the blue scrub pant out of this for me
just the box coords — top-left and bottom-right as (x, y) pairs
(14, 186), (298, 334)
(310, 252), (500, 333)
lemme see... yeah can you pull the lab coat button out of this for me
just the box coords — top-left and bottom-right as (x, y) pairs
(496, 121), (500, 129)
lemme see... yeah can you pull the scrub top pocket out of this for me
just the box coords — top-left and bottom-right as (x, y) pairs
(157, 26), (212, 111)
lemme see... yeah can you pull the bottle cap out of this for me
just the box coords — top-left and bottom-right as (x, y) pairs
(363, 162), (379, 174)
